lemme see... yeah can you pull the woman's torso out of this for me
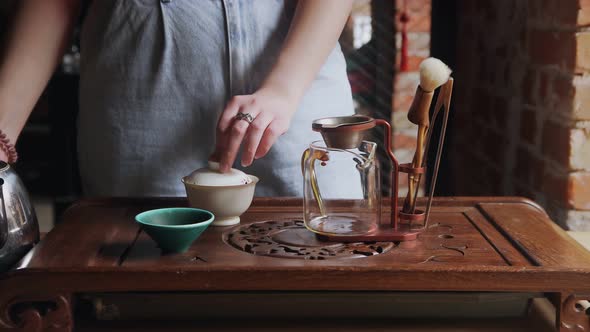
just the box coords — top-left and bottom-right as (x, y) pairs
(79, 0), (354, 197)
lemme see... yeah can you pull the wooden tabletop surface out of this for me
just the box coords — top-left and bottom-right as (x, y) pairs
(1, 196), (590, 331)
(2, 196), (589, 292)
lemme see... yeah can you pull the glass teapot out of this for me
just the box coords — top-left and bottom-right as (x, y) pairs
(302, 117), (381, 237)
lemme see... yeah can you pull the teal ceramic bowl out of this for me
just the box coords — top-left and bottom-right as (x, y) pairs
(135, 208), (214, 254)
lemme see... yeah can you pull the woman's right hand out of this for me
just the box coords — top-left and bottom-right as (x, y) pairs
(212, 87), (299, 172)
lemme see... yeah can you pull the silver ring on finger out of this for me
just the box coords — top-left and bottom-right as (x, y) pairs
(235, 112), (255, 124)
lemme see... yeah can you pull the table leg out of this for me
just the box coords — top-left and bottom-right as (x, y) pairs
(554, 293), (590, 331)
(0, 293), (73, 331)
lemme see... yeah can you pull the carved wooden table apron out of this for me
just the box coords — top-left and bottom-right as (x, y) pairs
(1, 197), (590, 331)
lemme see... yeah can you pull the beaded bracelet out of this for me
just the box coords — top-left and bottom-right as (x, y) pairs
(0, 131), (18, 163)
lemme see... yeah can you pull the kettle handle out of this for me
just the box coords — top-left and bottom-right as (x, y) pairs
(0, 178), (7, 248)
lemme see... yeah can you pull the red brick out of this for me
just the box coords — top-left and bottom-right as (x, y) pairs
(445, 0), (590, 226)
(526, 0), (582, 26)
(514, 147), (534, 185)
(541, 120), (572, 166)
(485, 56), (497, 85)
(522, 69), (537, 107)
(573, 76), (590, 120)
(472, 103), (488, 128)
(578, 8), (590, 26)
(395, 14), (431, 33)
(576, 32), (590, 72)
(393, 94), (414, 113)
(545, 0), (579, 26)
(397, 171), (409, 188)
(395, 55), (428, 72)
(519, 25), (527, 46)
(538, 71), (551, 103)
(477, 54), (488, 83)
(394, 73), (420, 95)
(553, 75), (575, 117)
(568, 172), (590, 210)
(482, 129), (509, 170)
(395, 0), (431, 32)
(458, 1), (477, 16)
(466, 120), (485, 151)
(528, 30), (576, 69)
(514, 184), (536, 201)
(473, 88), (493, 123)
(453, 107), (469, 126)
(579, 3), (590, 37)
(479, 1), (497, 21)
(485, 166), (504, 195)
(526, 0), (542, 18)
(553, 74), (575, 99)
(493, 97), (509, 129)
(570, 128), (590, 171)
(542, 171), (569, 204)
(502, 62), (512, 86)
(393, 133), (417, 150)
(520, 108), (538, 145)
(531, 157), (547, 192)
(496, 45), (508, 58)
(453, 160), (484, 195)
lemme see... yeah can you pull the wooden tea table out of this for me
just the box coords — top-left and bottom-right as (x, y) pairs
(1, 197), (589, 331)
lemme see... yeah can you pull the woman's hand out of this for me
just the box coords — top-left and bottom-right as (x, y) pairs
(211, 0), (353, 173)
(212, 87), (298, 172)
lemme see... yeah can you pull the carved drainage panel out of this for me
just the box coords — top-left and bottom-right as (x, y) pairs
(223, 220), (395, 260)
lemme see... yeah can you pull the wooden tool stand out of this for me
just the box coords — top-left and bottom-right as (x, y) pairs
(0, 197), (589, 331)
(317, 80), (453, 243)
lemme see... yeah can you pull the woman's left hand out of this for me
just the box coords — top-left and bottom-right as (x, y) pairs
(212, 87), (298, 172)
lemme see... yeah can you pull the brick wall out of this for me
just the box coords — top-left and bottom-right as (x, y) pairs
(449, 0), (590, 230)
(392, 0), (432, 196)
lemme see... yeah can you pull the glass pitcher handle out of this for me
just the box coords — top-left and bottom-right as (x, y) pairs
(300, 149), (310, 176)
(301, 149), (326, 217)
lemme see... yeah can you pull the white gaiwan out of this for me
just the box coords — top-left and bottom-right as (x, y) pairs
(182, 161), (258, 226)
(184, 161), (251, 186)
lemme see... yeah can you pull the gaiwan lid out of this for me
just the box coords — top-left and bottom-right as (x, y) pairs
(185, 161), (251, 186)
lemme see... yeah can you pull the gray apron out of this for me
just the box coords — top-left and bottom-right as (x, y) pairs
(79, 0), (354, 197)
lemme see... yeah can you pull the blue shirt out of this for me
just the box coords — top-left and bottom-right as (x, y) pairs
(78, 0), (354, 197)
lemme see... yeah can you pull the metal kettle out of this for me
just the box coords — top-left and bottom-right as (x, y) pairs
(0, 161), (39, 271)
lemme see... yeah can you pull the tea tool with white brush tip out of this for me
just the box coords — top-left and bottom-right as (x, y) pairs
(402, 57), (452, 215)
